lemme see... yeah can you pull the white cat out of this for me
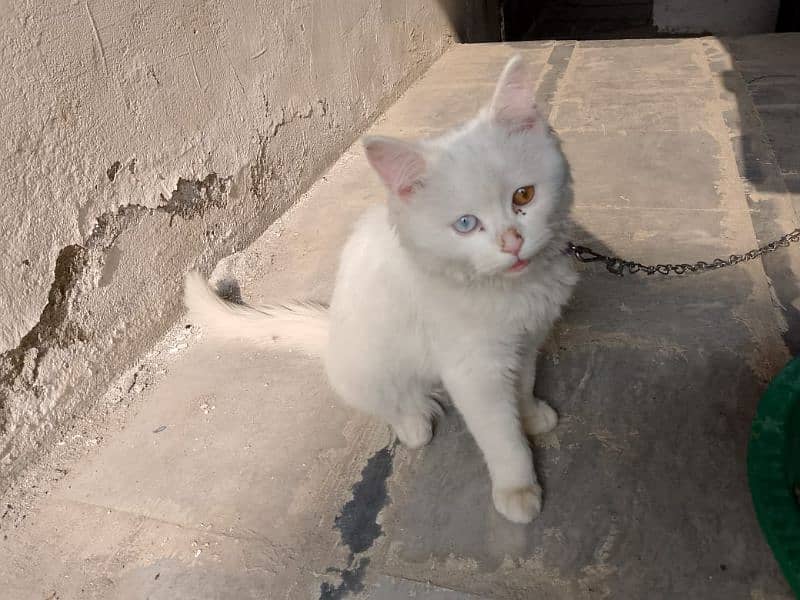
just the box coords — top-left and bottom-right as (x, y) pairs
(184, 55), (577, 523)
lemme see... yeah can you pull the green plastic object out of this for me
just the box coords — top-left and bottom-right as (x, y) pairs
(748, 356), (800, 596)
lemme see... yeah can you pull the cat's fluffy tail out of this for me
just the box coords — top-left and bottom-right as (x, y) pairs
(183, 271), (329, 357)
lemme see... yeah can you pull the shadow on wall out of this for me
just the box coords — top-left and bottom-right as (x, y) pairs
(435, 0), (501, 42)
(716, 35), (800, 352)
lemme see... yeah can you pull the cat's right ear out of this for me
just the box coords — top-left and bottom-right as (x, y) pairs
(363, 136), (426, 201)
(490, 54), (543, 133)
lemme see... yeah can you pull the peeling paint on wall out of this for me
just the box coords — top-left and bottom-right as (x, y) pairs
(0, 172), (231, 440)
(0, 0), (481, 487)
(0, 246), (89, 433)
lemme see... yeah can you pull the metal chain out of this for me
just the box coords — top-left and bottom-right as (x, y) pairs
(567, 228), (800, 276)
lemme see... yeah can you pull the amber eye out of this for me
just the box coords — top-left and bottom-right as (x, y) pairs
(512, 185), (535, 207)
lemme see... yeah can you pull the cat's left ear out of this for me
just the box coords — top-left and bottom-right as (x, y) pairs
(489, 55), (543, 132)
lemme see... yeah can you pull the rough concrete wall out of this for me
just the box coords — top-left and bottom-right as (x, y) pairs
(654, 0), (780, 34)
(0, 0), (491, 485)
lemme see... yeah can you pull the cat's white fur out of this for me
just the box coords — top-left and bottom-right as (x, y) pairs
(184, 55), (577, 523)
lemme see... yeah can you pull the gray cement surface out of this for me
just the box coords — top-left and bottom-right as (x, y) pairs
(2, 36), (799, 599)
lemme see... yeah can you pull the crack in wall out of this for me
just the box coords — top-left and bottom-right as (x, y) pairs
(0, 59), (413, 482)
(160, 173), (230, 224)
(0, 245), (90, 434)
(0, 172), (231, 440)
(262, 99), (328, 140)
(251, 99), (329, 206)
(0, 90), (339, 476)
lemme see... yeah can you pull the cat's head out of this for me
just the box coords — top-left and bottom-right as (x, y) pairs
(363, 55), (570, 281)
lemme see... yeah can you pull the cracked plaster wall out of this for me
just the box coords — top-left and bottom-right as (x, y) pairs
(0, 0), (497, 486)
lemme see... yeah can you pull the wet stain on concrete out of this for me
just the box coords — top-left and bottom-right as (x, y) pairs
(536, 41), (574, 119)
(319, 443), (396, 599)
(335, 444), (395, 555)
(319, 558), (370, 600)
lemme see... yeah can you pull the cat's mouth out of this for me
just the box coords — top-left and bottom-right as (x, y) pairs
(506, 258), (530, 273)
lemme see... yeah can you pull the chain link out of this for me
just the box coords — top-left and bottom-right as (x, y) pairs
(568, 228), (800, 276)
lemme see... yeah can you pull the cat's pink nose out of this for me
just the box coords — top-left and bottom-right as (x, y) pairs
(500, 227), (523, 255)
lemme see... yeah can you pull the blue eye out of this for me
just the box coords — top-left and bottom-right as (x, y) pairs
(453, 214), (480, 234)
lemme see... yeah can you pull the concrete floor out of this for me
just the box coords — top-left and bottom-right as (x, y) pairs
(2, 36), (800, 599)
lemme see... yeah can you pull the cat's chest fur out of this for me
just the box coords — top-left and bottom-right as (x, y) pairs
(418, 250), (576, 345)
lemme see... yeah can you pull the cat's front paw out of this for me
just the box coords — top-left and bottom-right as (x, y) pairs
(492, 484), (542, 523)
(521, 399), (558, 436)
